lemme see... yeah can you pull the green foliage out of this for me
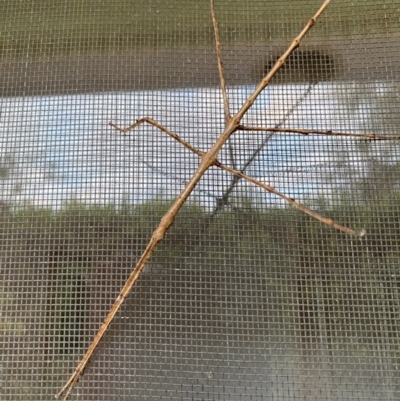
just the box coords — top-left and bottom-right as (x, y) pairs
(1, 0), (397, 59)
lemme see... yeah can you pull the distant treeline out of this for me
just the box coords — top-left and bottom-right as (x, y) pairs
(1, 197), (400, 356)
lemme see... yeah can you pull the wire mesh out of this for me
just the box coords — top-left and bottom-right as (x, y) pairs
(1, 1), (400, 400)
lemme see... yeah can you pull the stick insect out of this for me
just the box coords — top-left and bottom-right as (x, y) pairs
(56, 0), (398, 398)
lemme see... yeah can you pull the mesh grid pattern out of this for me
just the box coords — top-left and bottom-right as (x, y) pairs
(1, 1), (400, 400)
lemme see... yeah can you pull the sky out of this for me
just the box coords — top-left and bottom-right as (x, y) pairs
(0, 82), (394, 211)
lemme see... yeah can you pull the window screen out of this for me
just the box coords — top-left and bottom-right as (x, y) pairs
(1, 1), (400, 400)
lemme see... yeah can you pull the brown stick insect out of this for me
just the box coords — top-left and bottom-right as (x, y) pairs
(56, 0), (396, 398)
